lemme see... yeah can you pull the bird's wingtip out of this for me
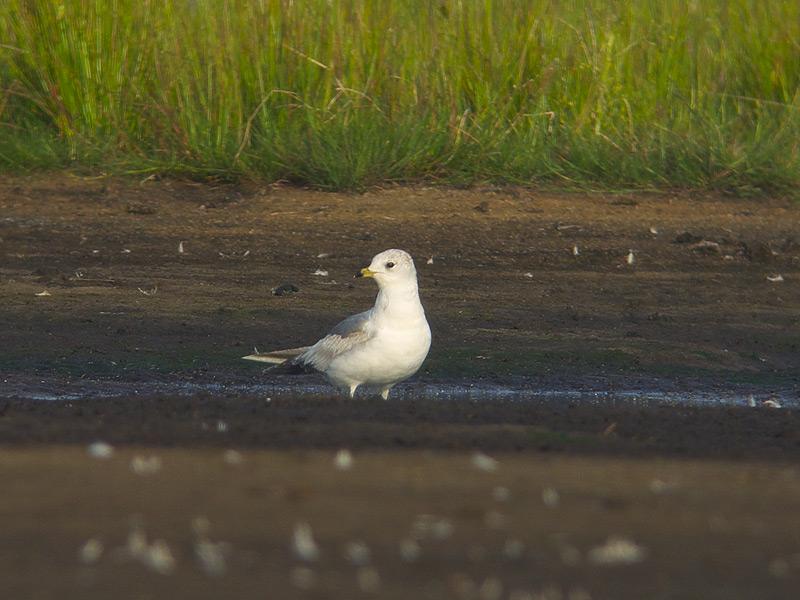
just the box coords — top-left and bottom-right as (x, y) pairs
(242, 354), (286, 364)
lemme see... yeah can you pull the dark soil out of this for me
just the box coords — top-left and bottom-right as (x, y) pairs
(1, 395), (799, 460)
(2, 176), (798, 386)
(1, 175), (799, 599)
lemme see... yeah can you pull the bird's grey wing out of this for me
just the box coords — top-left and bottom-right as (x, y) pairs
(297, 310), (374, 372)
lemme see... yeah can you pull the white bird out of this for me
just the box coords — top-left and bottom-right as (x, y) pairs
(243, 249), (431, 399)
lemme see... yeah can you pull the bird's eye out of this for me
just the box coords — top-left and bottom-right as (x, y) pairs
(386, 261), (395, 269)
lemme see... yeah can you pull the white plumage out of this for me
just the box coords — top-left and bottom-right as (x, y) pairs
(244, 249), (431, 399)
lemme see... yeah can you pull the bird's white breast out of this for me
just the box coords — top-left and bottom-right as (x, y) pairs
(326, 316), (431, 388)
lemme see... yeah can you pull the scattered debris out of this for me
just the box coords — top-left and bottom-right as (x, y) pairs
(178, 241), (185, 254)
(588, 536), (647, 565)
(312, 269), (329, 276)
(292, 522), (320, 562)
(602, 422), (618, 436)
(689, 240), (721, 255)
(524, 272), (534, 278)
(216, 420), (228, 433)
(35, 290), (51, 296)
(272, 282), (299, 296)
(356, 566), (381, 593)
(626, 251), (635, 265)
(123, 520), (176, 575)
(143, 539), (176, 575)
(344, 541), (371, 566)
(471, 452), (498, 472)
(762, 399), (782, 408)
(432, 518), (455, 540)
(333, 449), (353, 470)
(412, 514), (454, 541)
(130, 455), (162, 476)
(572, 245), (580, 256)
(223, 449), (244, 465)
(748, 395), (757, 407)
(426, 256), (434, 264)
(766, 274), (784, 282)
(126, 522), (148, 558)
(542, 487), (560, 508)
(649, 226), (659, 235)
(137, 286), (158, 296)
(648, 479), (676, 494)
(79, 538), (104, 565)
(399, 538), (421, 562)
(87, 441), (114, 459)
(194, 538), (228, 576)
(218, 250), (250, 259)
(316, 252), (331, 259)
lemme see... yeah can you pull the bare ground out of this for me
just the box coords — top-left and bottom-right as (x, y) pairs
(1, 175), (799, 599)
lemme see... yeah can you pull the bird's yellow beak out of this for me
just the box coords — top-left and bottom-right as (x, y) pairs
(356, 267), (375, 278)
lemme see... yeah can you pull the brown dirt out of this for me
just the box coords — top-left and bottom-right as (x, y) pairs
(2, 447), (799, 600)
(1, 175), (799, 599)
(2, 175), (799, 386)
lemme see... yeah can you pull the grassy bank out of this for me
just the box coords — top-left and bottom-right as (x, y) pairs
(1, 0), (798, 192)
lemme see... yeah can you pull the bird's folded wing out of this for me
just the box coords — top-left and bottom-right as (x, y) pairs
(296, 310), (374, 372)
(242, 309), (374, 370)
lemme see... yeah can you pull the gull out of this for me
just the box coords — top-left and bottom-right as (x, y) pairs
(243, 249), (431, 399)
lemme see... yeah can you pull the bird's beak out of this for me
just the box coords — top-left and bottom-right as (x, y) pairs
(355, 267), (375, 278)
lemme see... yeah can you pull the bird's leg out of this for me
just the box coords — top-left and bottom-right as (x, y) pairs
(380, 385), (393, 400)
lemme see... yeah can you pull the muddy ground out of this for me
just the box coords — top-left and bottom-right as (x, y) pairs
(1, 175), (799, 599)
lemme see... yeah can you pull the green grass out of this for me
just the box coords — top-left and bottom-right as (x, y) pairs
(1, 0), (799, 192)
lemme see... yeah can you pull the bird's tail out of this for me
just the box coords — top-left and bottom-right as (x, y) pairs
(242, 346), (310, 364)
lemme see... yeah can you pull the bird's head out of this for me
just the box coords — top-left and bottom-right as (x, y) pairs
(355, 249), (418, 289)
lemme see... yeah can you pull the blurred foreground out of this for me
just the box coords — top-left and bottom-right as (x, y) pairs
(2, 444), (798, 599)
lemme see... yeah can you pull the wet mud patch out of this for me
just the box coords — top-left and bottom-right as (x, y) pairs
(1, 393), (799, 460)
